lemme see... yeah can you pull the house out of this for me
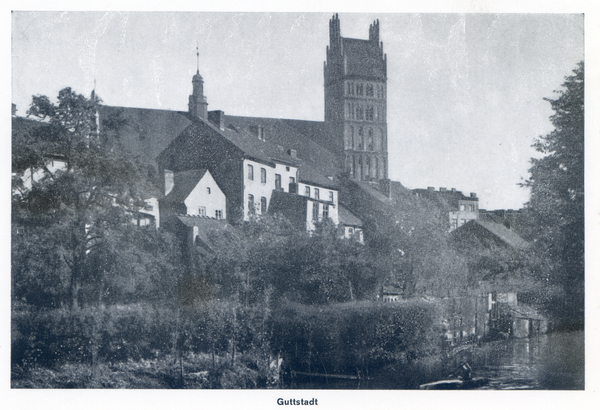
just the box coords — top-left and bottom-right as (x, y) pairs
(160, 169), (226, 222)
(413, 186), (479, 230)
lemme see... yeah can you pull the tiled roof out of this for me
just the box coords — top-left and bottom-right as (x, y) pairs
(475, 220), (530, 250)
(98, 105), (191, 167)
(453, 220), (530, 250)
(163, 169), (208, 204)
(175, 215), (232, 254)
(223, 115), (342, 189)
(338, 204), (363, 227)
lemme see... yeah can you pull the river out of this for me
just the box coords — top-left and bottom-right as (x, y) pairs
(286, 331), (584, 390)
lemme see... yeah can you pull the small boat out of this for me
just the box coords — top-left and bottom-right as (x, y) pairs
(419, 377), (489, 390)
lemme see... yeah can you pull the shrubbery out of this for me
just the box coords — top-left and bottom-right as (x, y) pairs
(270, 299), (443, 376)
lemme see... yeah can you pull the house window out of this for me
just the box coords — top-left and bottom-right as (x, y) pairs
(312, 202), (319, 221)
(247, 164), (254, 180)
(451, 219), (458, 230)
(275, 174), (281, 190)
(207, 187), (211, 194)
(323, 205), (329, 220)
(314, 188), (320, 201)
(329, 191), (334, 202)
(290, 176), (296, 184)
(470, 204), (476, 212)
(260, 197), (267, 214)
(215, 210), (223, 219)
(305, 186), (311, 197)
(248, 194), (254, 214)
(460, 204), (465, 211)
(261, 168), (267, 184)
(199, 206), (206, 216)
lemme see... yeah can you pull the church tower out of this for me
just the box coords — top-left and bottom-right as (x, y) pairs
(324, 14), (388, 183)
(189, 47), (208, 120)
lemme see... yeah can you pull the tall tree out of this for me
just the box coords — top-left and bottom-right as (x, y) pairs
(12, 88), (164, 309)
(524, 62), (584, 327)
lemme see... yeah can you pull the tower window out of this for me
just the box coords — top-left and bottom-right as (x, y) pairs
(356, 83), (363, 96)
(366, 84), (374, 97)
(247, 164), (254, 180)
(358, 128), (364, 150)
(366, 106), (374, 121)
(368, 129), (373, 151)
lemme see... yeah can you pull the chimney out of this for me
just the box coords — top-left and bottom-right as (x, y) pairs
(451, 188), (456, 193)
(208, 110), (225, 130)
(470, 192), (477, 198)
(427, 186), (435, 191)
(164, 170), (174, 196)
(440, 187), (447, 192)
(287, 149), (297, 159)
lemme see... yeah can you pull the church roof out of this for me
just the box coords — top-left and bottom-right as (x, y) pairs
(163, 169), (208, 204)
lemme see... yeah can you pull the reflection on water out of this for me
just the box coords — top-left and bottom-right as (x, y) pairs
(473, 331), (584, 390)
(287, 331), (584, 390)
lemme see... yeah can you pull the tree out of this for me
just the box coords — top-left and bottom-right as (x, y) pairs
(12, 88), (170, 309)
(523, 62), (584, 327)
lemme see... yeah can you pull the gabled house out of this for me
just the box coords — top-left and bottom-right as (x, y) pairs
(160, 168), (226, 222)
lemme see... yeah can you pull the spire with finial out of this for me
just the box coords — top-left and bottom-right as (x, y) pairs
(196, 42), (200, 74)
(189, 42), (208, 119)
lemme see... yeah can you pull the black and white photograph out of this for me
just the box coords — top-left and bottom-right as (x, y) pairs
(6, 2), (599, 409)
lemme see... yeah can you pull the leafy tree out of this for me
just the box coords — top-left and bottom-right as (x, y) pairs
(12, 87), (173, 309)
(523, 62), (584, 327)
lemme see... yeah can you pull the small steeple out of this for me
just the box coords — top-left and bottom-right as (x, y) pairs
(189, 43), (208, 120)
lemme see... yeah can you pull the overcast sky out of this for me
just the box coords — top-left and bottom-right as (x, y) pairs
(11, 11), (584, 210)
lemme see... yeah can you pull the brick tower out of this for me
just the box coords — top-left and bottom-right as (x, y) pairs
(324, 14), (388, 183)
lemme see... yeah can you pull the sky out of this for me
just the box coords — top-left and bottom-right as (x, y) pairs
(11, 11), (584, 210)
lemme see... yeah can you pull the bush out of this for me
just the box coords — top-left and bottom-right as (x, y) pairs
(270, 299), (442, 375)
